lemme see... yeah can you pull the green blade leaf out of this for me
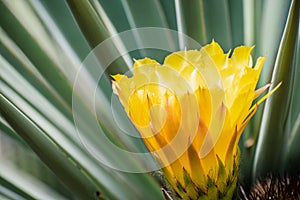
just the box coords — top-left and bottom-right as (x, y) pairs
(175, 0), (207, 48)
(288, 35), (300, 129)
(120, 0), (175, 62)
(0, 116), (26, 146)
(1, 27), (150, 163)
(159, 0), (177, 30)
(239, 0), (291, 187)
(228, 0), (244, 46)
(0, 93), (104, 199)
(65, 0), (130, 75)
(0, 179), (32, 200)
(121, 0), (168, 28)
(203, 0), (232, 50)
(0, 27), (73, 122)
(285, 114), (300, 174)
(0, 1), (73, 106)
(1, 0), (146, 154)
(38, 0), (91, 61)
(0, 162), (68, 200)
(283, 33), (300, 175)
(257, 0), (292, 85)
(253, 0), (300, 179)
(242, 0), (256, 46)
(89, 0), (134, 67)
(97, 0), (131, 32)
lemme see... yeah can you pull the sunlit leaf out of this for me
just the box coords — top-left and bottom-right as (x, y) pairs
(253, 0), (300, 179)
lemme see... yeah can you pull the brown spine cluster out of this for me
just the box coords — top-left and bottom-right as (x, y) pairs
(240, 174), (300, 200)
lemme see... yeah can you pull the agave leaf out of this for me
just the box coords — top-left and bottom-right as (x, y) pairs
(0, 28), (72, 121)
(241, 0), (295, 186)
(228, 0), (244, 46)
(203, 0), (232, 50)
(0, 55), (132, 197)
(0, 93), (104, 199)
(1, 0), (114, 101)
(0, 1), (73, 105)
(0, 56), (79, 144)
(257, 0), (292, 85)
(0, 178), (33, 200)
(285, 114), (300, 175)
(97, 0), (173, 64)
(0, 116), (26, 146)
(242, 0), (264, 57)
(64, 0), (109, 48)
(120, 0), (175, 62)
(159, 0), (177, 30)
(253, 0), (299, 179)
(287, 35), (300, 133)
(27, 0), (98, 85)
(242, 0), (255, 46)
(1, 0), (148, 153)
(89, 0), (133, 64)
(243, 0), (291, 144)
(97, 0), (131, 32)
(121, 0), (168, 28)
(38, 0), (91, 61)
(174, 0), (207, 48)
(6, 0), (152, 156)
(65, 0), (130, 75)
(283, 34), (300, 175)
(0, 162), (68, 200)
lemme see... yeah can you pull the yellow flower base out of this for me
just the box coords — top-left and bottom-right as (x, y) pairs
(164, 149), (239, 199)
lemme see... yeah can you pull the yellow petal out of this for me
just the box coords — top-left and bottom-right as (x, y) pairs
(231, 46), (254, 69)
(112, 41), (280, 199)
(133, 57), (159, 68)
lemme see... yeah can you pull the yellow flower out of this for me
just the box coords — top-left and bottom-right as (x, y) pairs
(112, 41), (280, 199)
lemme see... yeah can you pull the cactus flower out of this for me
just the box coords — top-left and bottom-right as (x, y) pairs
(112, 41), (280, 199)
